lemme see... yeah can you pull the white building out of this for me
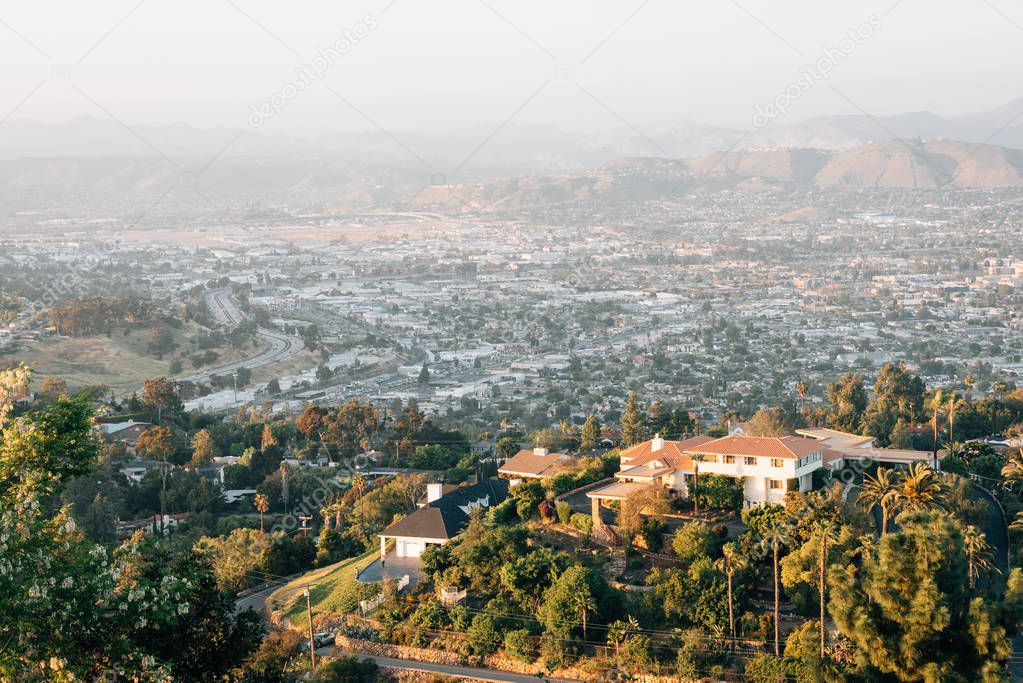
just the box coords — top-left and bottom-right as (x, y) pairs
(588, 434), (827, 514)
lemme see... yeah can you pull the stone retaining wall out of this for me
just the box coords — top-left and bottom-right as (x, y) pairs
(335, 635), (694, 683)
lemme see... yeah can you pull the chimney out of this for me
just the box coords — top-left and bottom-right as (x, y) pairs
(427, 483), (444, 503)
(651, 433), (665, 452)
(533, 447), (549, 456)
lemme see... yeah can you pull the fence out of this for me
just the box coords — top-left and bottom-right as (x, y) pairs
(359, 574), (410, 614)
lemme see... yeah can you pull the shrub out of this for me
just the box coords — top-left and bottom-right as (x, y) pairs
(555, 501), (573, 525)
(671, 521), (718, 564)
(569, 513), (593, 535)
(540, 632), (572, 668)
(487, 498), (517, 524)
(696, 473), (743, 511)
(467, 614), (501, 656)
(504, 629), (535, 662)
(449, 604), (471, 630)
(310, 656), (379, 683)
(634, 518), (668, 552)
(551, 472), (576, 495)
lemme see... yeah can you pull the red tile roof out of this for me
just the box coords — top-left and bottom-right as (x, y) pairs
(687, 435), (824, 460)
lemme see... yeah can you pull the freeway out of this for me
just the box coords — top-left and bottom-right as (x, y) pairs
(174, 289), (305, 384)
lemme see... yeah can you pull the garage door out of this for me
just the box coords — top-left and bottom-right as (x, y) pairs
(401, 540), (425, 557)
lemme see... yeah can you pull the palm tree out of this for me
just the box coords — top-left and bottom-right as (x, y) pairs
(816, 522), (837, 659)
(606, 616), (639, 658)
(690, 454), (705, 517)
(1002, 450), (1023, 494)
(772, 526), (781, 657)
(964, 374), (975, 401)
(930, 389), (944, 468)
(572, 592), (597, 641)
(893, 463), (948, 514)
(253, 493), (269, 532)
(796, 380), (809, 415)
(859, 468), (899, 534)
(963, 525), (994, 590)
(715, 541), (745, 639)
(946, 395), (964, 447)
(351, 471), (367, 498)
(607, 620), (626, 658)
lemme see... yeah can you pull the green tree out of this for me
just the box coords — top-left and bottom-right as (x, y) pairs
(620, 392), (646, 447)
(538, 565), (604, 638)
(193, 528), (272, 593)
(190, 428), (216, 468)
(744, 407), (789, 436)
(140, 376), (182, 422)
(580, 413), (601, 451)
(826, 372), (867, 434)
(829, 511), (1011, 681)
(862, 363), (925, 446)
(467, 613), (501, 655)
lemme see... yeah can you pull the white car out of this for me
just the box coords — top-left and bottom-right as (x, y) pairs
(313, 632), (335, 648)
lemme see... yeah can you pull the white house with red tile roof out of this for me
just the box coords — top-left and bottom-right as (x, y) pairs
(588, 433), (827, 513)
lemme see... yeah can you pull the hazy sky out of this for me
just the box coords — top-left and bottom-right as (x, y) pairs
(2, 0), (1022, 136)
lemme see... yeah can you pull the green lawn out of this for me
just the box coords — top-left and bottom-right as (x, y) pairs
(268, 550), (379, 629)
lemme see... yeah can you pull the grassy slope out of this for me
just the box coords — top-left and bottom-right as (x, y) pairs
(268, 550), (379, 630)
(10, 322), (266, 393)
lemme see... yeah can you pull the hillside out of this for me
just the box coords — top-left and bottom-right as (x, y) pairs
(398, 140), (1023, 212)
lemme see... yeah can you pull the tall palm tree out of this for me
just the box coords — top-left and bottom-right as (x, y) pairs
(690, 454), (705, 517)
(946, 395), (964, 447)
(772, 526), (781, 657)
(715, 541), (745, 639)
(817, 522), (837, 659)
(253, 493), (269, 532)
(963, 525), (994, 590)
(964, 375), (975, 401)
(930, 389), (944, 468)
(859, 468), (899, 534)
(893, 462), (948, 515)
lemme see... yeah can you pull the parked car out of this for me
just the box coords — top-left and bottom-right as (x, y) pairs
(313, 632), (335, 648)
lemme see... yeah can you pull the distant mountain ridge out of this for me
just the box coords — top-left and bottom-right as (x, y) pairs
(400, 140), (1023, 212)
(3, 98), (1023, 213)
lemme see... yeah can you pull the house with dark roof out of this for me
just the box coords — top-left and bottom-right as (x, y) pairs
(378, 478), (510, 559)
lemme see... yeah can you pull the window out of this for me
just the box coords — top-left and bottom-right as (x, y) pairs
(771, 458), (784, 468)
(769, 479), (784, 490)
(744, 456), (757, 466)
(724, 455), (735, 464)
(704, 454), (718, 463)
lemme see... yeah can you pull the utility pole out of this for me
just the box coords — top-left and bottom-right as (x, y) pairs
(299, 515), (313, 539)
(304, 586), (317, 671)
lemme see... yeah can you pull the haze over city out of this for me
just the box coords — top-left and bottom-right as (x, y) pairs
(3, 2), (1023, 682)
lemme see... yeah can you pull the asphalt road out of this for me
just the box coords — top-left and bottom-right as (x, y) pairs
(327, 650), (581, 683)
(234, 579), (287, 616)
(174, 289), (305, 384)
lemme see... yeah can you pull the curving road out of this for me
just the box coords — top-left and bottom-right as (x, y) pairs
(174, 289), (305, 384)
